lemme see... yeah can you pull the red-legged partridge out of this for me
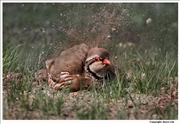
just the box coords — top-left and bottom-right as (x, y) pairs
(45, 43), (116, 91)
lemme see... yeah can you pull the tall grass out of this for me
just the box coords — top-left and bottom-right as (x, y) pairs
(3, 45), (22, 73)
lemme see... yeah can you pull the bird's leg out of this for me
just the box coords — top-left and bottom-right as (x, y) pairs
(47, 73), (57, 87)
(47, 71), (111, 91)
(48, 72), (84, 91)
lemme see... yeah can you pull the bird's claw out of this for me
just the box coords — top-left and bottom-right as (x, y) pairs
(48, 72), (79, 90)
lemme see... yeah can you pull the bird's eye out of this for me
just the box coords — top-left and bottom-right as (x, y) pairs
(94, 57), (100, 62)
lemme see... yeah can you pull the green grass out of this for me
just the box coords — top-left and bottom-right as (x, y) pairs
(2, 3), (178, 120)
(3, 44), (177, 119)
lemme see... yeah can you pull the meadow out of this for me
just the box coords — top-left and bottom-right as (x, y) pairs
(2, 3), (178, 119)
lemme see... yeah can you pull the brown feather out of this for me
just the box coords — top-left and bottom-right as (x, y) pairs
(45, 43), (90, 81)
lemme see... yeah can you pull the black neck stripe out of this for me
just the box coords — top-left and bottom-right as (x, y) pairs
(87, 65), (102, 80)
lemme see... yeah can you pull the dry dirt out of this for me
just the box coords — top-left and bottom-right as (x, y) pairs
(3, 71), (178, 120)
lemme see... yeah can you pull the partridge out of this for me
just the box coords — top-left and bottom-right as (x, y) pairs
(45, 43), (116, 91)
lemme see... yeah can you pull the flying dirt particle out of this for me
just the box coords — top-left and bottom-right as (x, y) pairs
(146, 18), (152, 24)
(111, 28), (116, 32)
(107, 35), (111, 38)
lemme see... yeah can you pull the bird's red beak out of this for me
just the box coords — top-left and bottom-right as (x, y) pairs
(102, 59), (111, 65)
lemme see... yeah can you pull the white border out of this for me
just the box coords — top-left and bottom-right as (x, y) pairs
(1, 0), (180, 3)
(1, 1), (179, 124)
(1, 1), (3, 124)
(1, 120), (180, 124)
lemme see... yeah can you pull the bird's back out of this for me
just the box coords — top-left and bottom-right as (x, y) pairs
(45, 43), (90, 81)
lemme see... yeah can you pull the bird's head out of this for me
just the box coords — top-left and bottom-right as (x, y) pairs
(85, 47), (112, 78)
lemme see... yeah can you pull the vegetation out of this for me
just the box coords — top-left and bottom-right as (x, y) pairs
(3, 3), (178, 120)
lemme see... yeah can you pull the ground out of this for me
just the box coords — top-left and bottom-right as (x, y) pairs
(2, 69), (178, 119)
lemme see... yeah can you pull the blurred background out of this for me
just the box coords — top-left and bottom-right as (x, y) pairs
(3, 3), (178, 68)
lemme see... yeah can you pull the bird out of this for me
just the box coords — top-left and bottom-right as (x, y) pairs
(45, 43), (117, 91)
